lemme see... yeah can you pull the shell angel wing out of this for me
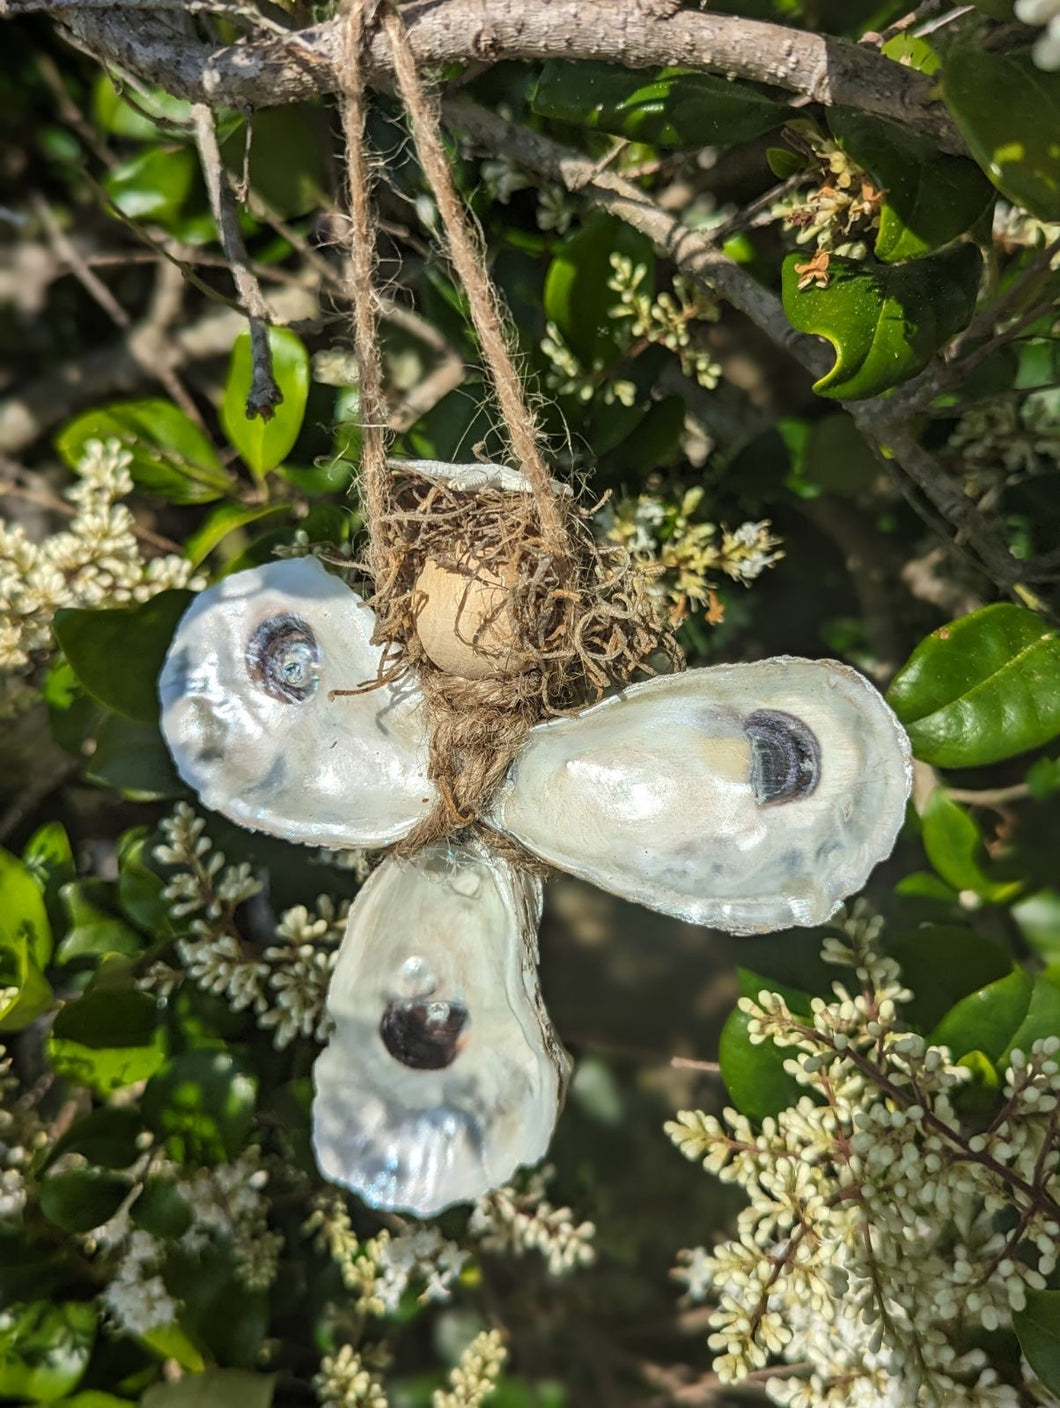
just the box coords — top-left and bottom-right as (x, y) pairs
(492, 659), (912, 935)
(159, 557), (435, 849)
(312, 841), (570, 1216)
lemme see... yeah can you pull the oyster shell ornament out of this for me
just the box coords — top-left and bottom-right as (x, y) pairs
(159, 503), (912, 1218)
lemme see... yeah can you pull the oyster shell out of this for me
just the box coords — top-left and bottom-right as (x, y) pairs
(390, 457), (571, 495)
(491, 658), (912, 935)
(158, 557), (434, 849)
(312, 841), (570, 1216)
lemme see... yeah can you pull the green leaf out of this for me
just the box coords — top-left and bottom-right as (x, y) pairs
(141, 1370), (275, 1408)
(719, 1005), (806, 1122)
(543, 215), (655, 368)
(54, 591), (193, 724)
(117, 832), (178, 941)
(47, 1107), (146, 1170)
(131, 1177), (193, 1240)
(1013, 889), (1060, 961)
(942, 49), (1060, 221)
(0, 845), (53, 969)
(22, 822), (77, 933)
(104, 146), (196, 229)
(55, 881), (145, 966)
(920, 790), (1022, 904)
(886, 924), (1012, 1031)
(138, 1323), (205, 1373)
(220, 327), (310, 477)
(532, 62), (788, 148)
(1003, 975), (1060, 1063)
(0, 1301), (96, 1403)
(880, 33), (940, 74)
(142, 1049), (257, 1164)
(84, 715), (187, 801)
(0, 849), (53, 1032)
(57, 400), (231, 505)
(828, 108), (993, 263)
(184, 503), (288, 569)
(48, 989), (166, 1093)
(221, 106), (330, 219)
(39, 1169), (131, 1234)
(781, 243), (981, 399)
(1014, 1289), (1060, 1396)
(887, 603), (1060, 767)
(92, 73), (192, 141)
(928, 967), (1033, 1064)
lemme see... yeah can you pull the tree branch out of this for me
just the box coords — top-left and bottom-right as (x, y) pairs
(191, 101), (281, 421)
(50, 0), (967, 152)
(447, 98), (1052, 601)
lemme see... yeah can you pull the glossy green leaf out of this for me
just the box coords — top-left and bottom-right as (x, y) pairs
(887, 603), (1060, 767)
(828, 108), (993, 263)
(57, 400), (231, 505)
(142, 1049), (257, 1164)
(885, 924), (1012, 1031)
(928, 967), (1033, 1063)
(781, 243), (981, 399)
(138, 1324), (205, 1373)
(84, 715), (187, 801)
(53, 591), (192, 724)
(220, 327), (310, 477)
(39, 1168), (131, 1234)
(0, 848), (53, 1032)
(954, 1048), (1001, 1116)
(0, 1301), (96, 1403)
(47, 1107), (146, 1170)
(22, 822), (76, 933)
(48, 989), (166, 1093)
(141, 1370), (275, 1408)
(1014, 1289), (1060, 1396)
(532, 62), (788, 149)
(942, 49), (1060, 221)
(104, 146), (196, 229)
(719, 999), (807, 1123)
(543, 215), (655, 368)
(184, 502), (288, 569)
(55, 881), (145, 965)
(920, 790), (1022, 904)
(0, 845), (53, 969)
(117, 832), (178, 940)
(1003, 975), (1060, 1062)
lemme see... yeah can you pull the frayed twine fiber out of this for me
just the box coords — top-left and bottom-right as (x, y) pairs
(339, 3), (682, 859)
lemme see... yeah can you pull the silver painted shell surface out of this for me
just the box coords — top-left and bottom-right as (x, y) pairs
(158, 557), (434, 849)
(491, 658), (913, 935)
(312, 841), (570, 1216)
(391, 457), (572, 496)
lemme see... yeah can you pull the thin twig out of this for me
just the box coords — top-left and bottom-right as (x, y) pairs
(191, 102), (281, 421)
(31, 193), (131, 329)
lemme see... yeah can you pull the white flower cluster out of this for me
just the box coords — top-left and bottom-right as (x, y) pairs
(97, 1147), (283, 1337)
(151, 802), (349, 1049)
(101, 1228), (180, 1336)
(597, 486), (782, 624)
(608, 254), (722, 390)
(0, 439), (201, 718)
(666, 908), (1060, 1407)
(314, 1345), (389, 1408)
(540, 322), (638, 409)
(1016, 0), (1060, 69)
(770, 128), (883, 260)
(947, 396), (1060, 496)
(304, 1193), (468, 1315)
(469, 1165), (596, 1277)
(0, 1047), (47, 1223)
(432, 1330), (507, 1408)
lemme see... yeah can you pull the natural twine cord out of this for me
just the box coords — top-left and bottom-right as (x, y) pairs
(338, 0), (681, 854)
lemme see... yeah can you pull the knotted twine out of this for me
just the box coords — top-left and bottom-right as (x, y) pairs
(340, 0), (681, 856)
